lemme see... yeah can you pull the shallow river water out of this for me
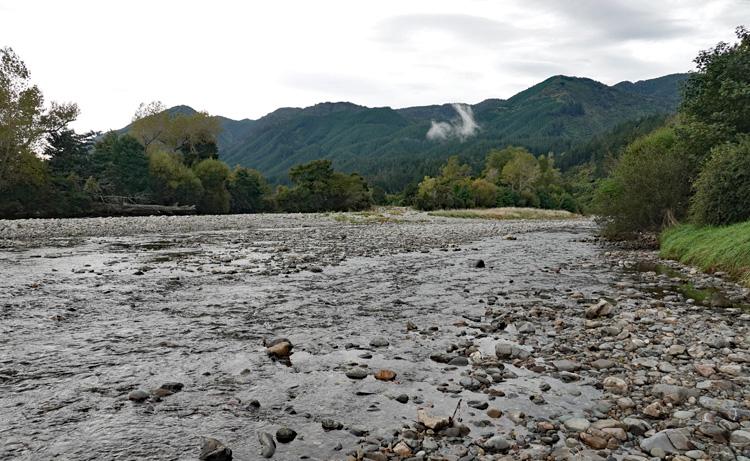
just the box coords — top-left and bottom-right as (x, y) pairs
(1, 213), (748, 461)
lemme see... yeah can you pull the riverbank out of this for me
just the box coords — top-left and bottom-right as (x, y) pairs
(661, 222), (750, 288)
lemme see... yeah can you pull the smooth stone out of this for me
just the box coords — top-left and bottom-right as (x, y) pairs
(369, 337), (389, 348)
(346, 368), (368, 379)
(563, 418), (590, 432)
(484, 435), (510, 453)
(258, 432), (276, 458)
(276, 427), (297, 443)
(199, 437), (232, 461)
(128, 390), (149, 402)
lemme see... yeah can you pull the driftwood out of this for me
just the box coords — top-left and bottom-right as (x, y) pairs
(93, 195), (196, 216)
(98, 203), (196, 216)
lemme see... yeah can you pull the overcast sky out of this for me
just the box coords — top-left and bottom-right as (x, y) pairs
(2, 0), (748, 132)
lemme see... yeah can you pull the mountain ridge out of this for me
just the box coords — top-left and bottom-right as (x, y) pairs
(123, 73), (689, 191)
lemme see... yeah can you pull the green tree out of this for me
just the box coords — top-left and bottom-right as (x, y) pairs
(227, 166), (270, 213)
(681, 26), (750, 137)
(46, 129), (96, 177)
(193, 158), (230, 213)
(0, 47), (78, 216)
(483, 146), (527, 184)
(149, 151), (203, 206)
(277, 159), (372, 212)
(90, 133), (150, 198)
(130, 101), (221, 165)
(501, 150), (541, 194)
(690, 136), (750, 225)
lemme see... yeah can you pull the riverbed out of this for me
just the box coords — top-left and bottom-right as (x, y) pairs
(1, 211), (748, 460)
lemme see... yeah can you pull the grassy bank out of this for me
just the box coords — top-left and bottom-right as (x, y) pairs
(428, 207), (578, 221)
(660, 222), (750, 287)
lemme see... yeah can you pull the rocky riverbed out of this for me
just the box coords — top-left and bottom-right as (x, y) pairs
(0, 211), (748, 461)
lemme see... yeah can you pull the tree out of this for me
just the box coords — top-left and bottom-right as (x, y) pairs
(277, 159), (372, 212)
(0, 47), (78, 213)
(130, 102), (221, 165)
(90, 133), (150, 198)
(46, 129), (97, 177)
(501, 150), (541, 194)
(193, 158), (230, 213)
(483, 146), (527, 184)
(130, 101), (168, 153)
(227, 166), (270, 213)
(468, 178), (499, 208)
(149, 150), (203, 206)
(681, 26), (750, 137)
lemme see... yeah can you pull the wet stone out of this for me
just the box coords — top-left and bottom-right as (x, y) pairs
(199, 437), (232, 461)
(276, 427), (297, 443)
(321, 419), (343, 431)
(258, 432), (275, 458)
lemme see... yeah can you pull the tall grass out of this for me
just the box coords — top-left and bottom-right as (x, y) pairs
(660, 222), (750, 287)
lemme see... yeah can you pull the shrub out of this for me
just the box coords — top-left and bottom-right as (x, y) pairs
(690, 137), (750, 225)
(593, 127), (691, 236)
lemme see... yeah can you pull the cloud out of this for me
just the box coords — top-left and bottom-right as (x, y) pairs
(426, 103), (479, 142)
(534, 0), (691, 41)
(282, 72), (382, 97)
(377, 14), (523, 47)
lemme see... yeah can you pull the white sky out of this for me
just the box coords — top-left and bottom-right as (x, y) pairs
(2, 0), (748, 132)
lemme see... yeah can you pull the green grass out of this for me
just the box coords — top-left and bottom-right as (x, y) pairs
(660, 222), (750, 287)
(428, 207), (579, 221)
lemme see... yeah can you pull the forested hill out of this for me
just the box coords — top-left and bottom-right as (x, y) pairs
(130, 73), (688, 191)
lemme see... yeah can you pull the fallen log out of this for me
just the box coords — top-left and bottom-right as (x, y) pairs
(95, 203), (196, 216)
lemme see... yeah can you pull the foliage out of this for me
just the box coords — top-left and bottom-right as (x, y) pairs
(681, 26), (750, 137)
(501, 150), (540, 194)
(690, 137), (750, 225)
(89, 133), (151, 198)
(46, 129), (97, 177)
(592, 127), (691, 235)
(130, 102), (221, 165)
(276, 159), (372, 212)
(661, 222), (750, 287)
(148, 151), (204, 206)
(227, 166), (271, 213)
(414, 149), (578, 212)
(192, 158), (231, 214)
(0, 46), (78, 216)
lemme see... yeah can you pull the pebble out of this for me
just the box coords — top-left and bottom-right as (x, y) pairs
(199, 437), (232, 461)
(346, 368), (368, 379)
(276, 427), (297, 443)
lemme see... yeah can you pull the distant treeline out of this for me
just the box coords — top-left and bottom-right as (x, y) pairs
(0, 56), (372, 218)
(0, 46), (582, 219)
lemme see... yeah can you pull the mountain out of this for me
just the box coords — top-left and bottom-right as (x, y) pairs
(124, 73), (689, 191)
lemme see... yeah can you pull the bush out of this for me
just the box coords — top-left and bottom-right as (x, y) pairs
(690, 137), (750, 225)
(593, 127), (691, 235)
